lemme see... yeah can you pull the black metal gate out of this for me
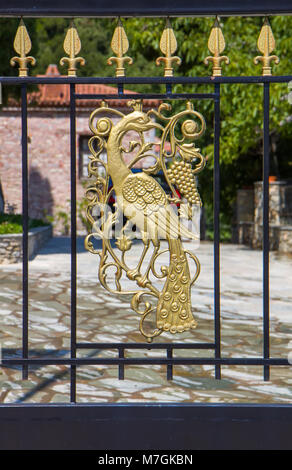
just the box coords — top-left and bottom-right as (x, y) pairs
(0, 1), (292, 450)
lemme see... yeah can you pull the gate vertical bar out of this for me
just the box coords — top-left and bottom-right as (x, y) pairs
(118, 347), (125, 380)
(214, 83), (221, 380)
(167, 348), (173, 380)
(70, 83), (77, 401)
(263, 82), (270, 381)
(21, 84), (29, 380)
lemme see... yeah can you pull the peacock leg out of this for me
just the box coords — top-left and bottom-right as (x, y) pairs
(127, 233), (150, 281)
(138, 241), (160, 288)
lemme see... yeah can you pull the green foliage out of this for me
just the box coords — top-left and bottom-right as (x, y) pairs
(77, 182), (92, 234)
(122, 16), (292, 231)
(28, 217), (50, 229)
(34, 18), (159, 93)
(0, 214), (49, 234)
(204, 205), (232, 243)
(127, 16), (292, 163)
(0, 222), (22, 234)
(52, 208), (70, 236)
(0, 16), (292, 234)
(34, 18), (113, 77)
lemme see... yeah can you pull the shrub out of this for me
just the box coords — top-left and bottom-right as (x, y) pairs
(0, 214), (49, 235)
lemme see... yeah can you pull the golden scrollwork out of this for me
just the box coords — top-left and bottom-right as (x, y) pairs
(254, 17), (279, 76)
(107, 18), (133, 77)
(85, 99), (206, 342)
(204, 17), (229, 77)
(60, 21), (85, 76)
(10, 19), (36, 77)
(156, 18), (182, 77)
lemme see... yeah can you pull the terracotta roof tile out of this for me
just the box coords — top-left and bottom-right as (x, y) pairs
(24, 64), (159, 109)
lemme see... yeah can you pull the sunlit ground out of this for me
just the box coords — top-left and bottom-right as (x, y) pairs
(0, 238), (291, 403)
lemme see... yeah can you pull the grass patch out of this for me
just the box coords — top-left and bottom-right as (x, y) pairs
(0, 214), (49, 235)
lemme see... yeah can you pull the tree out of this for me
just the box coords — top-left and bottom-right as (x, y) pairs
(126, 16), (292, 231)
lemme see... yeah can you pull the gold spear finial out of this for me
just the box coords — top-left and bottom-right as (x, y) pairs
(107, 18), (133, 77)
(204, 17), (229, 77)
(10, 19), (36, 77)
(60, 21), (85, 77)
(156, 18), (181, 77)
(254, 17), (279, 76)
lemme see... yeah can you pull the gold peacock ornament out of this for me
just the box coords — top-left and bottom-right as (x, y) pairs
(85, 99), (206, 342)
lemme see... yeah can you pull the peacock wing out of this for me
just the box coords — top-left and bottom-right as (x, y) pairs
(122, 174), (166, 213)
(122, 174), (198, 241)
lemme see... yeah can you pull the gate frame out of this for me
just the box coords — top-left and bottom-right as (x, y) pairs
(0, 1), (292, 450)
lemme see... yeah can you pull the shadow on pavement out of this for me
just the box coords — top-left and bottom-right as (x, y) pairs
(38, 236), (121, 255)
(38, 237), (90, 255)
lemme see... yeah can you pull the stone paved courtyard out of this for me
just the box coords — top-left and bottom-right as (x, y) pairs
(0, 237), (291, 403)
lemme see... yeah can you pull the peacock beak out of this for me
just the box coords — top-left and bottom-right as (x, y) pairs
(143, 121), (162, 131)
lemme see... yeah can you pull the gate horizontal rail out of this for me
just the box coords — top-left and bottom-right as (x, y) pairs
(1, 403), (292, 450)
(2, 357), (290, 366)
(0, 0), (292, 17)
(1, 75), (292, 84)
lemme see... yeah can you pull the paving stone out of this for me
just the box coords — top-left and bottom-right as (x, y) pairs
(0, 238), (291, 403)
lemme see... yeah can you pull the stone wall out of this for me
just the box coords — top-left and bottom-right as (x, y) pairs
(0, 225), (52, 264)
(254, 181), (290, 226)
(278, 226), (292, 253)
(233, 189), (254, 243)
(236, 189), (254, 223)
(236, 181), (292, 253)
(237, 221), (254, 246)
(253, 181), (292, 251)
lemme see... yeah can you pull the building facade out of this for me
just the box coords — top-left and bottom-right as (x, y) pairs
(0, 65), (158, 233)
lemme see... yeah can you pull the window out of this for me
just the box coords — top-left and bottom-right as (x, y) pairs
(79, 136), (91, 179)
(79, 135), (106, 179)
